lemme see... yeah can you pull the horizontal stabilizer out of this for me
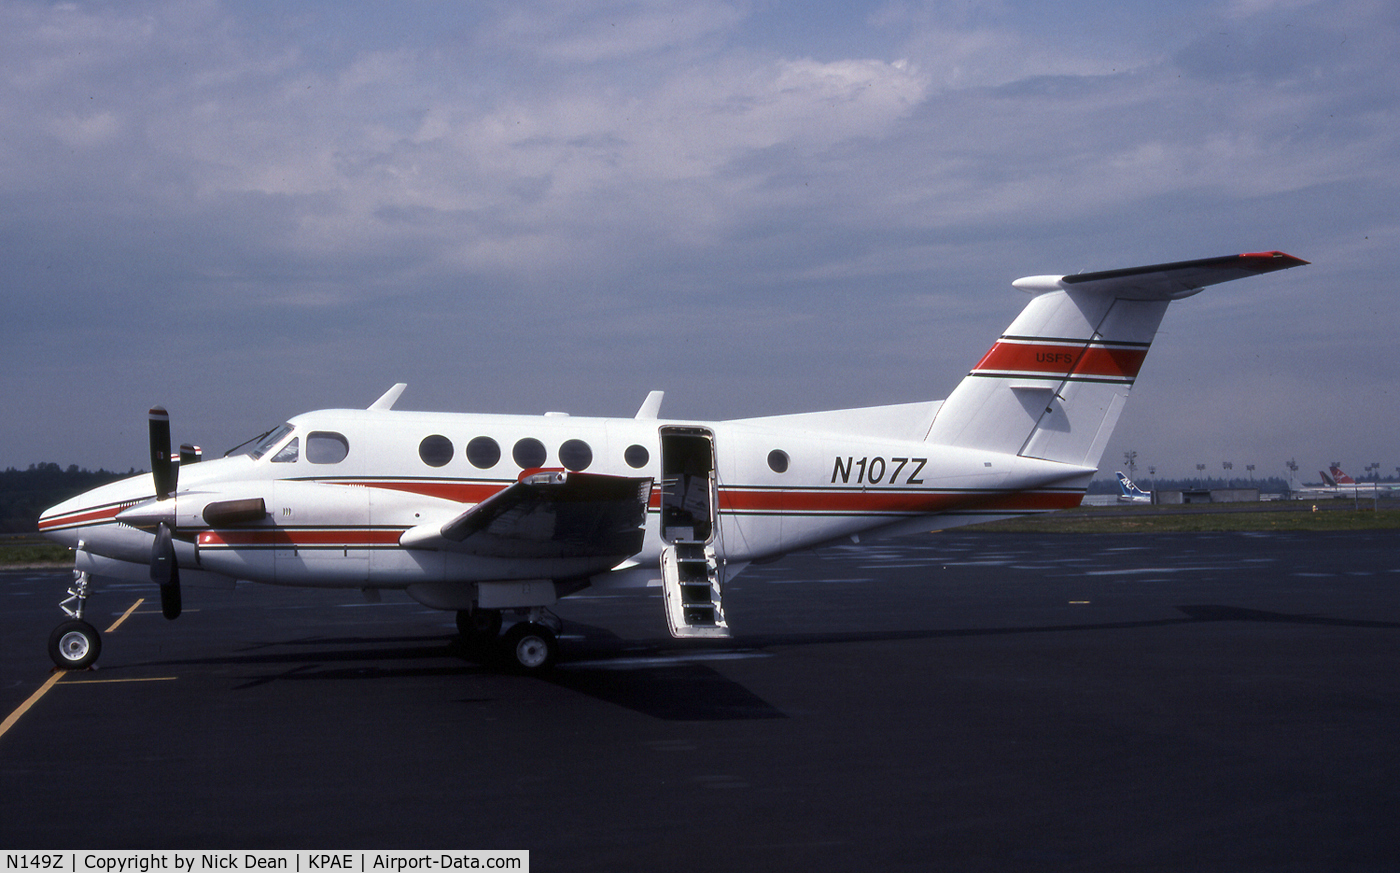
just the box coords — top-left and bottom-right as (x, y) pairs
(1013, 251), (1308, 300)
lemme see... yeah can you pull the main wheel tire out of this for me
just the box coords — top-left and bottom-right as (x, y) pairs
(500, 622), (558, 674)
(48, 619), (101, 670)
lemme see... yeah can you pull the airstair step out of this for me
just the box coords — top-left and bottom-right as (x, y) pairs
(661, 544), (729, 639)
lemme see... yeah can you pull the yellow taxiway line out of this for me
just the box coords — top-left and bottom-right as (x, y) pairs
(106, 597), (146, 632)
(0, 671), (66, 740)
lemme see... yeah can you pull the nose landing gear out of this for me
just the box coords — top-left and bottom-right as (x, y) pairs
(49, 565), (101, 670)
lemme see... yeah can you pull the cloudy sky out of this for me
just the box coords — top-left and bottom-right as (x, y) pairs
(2, 0), (1395, 482)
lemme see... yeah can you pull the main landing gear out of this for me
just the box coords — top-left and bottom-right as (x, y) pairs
(455, 607), (560, 675)
(49, 567), (101, 670)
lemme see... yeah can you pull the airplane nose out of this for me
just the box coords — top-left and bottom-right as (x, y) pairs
(38, 491), (111, 547)
(38, 500), (73, 543)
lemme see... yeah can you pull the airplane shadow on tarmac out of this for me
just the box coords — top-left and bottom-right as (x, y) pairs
(117, 604), (1400, 721)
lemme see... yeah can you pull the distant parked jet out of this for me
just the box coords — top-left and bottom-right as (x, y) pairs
(1115, 472), (1152, 504)
(1299, 465), (1398, 498)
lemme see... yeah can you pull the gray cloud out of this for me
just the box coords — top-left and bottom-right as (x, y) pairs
(1, 0), (1394, 480)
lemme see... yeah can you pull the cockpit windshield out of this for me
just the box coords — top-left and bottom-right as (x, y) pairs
(227, 423), (296, 460)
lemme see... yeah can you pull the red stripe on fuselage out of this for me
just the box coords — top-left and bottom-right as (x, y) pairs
(195, 487), (1077, 549)
(719, 488), (1081, 515)
(37, 503), (125, 531)
(320, 478), (507, 503)
(198, 529), (404, 548)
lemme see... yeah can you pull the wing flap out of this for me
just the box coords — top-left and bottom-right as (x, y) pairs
(400, 471), (653, 562)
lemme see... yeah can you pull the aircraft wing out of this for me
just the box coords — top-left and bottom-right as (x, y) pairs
(1014, 251), (1309, 300)
(399, 471), (653, 561)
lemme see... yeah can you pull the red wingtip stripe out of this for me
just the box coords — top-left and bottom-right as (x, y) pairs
(1238, 251), (1310, 269)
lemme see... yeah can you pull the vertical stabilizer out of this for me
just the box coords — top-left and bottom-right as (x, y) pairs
(925, 252), (1308, 470)
(926, 289), (1165, 467)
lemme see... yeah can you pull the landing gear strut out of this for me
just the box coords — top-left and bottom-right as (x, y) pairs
(50, 565), (101, 670)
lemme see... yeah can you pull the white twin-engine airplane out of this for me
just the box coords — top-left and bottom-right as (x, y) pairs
(39, 251), (1307, 673)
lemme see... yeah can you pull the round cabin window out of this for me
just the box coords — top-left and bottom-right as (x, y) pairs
(512, 438), (547, 469)
(419, 435), (453, 467)
(466, 436), (501, 469)
(559, 439), (593, 471)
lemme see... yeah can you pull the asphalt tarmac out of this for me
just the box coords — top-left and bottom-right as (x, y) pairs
(3, 530), (1399, 871)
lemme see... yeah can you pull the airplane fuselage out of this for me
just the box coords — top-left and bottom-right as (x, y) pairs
(40, 403), (1089, 605)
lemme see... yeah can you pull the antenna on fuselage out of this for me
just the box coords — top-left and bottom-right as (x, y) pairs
(635, 390), (664, 420)
(369, 383), (408, 411)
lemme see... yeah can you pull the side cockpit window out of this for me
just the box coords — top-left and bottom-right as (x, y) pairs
(245, 424), (295, 460)
(271, 437), (300, 463)
(307, 431), (349, 464)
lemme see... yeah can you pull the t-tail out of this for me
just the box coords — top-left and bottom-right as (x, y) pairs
(924, 252), (1308, 486)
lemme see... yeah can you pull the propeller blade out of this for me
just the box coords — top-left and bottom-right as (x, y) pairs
(151, 522), (182, 620)
(149, 406), (176, 498)
(160, 562), (182, 621)
(180, 443), (202, 466)
(148, 408), (184, 620)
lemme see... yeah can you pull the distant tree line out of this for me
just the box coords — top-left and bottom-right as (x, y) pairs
(0, 464), (138, 533)
(1088, 474), (1400, 495)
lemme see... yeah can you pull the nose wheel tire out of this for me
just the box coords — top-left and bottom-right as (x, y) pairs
(49, 619), (102, 670)
(501, 622), (558, 674)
